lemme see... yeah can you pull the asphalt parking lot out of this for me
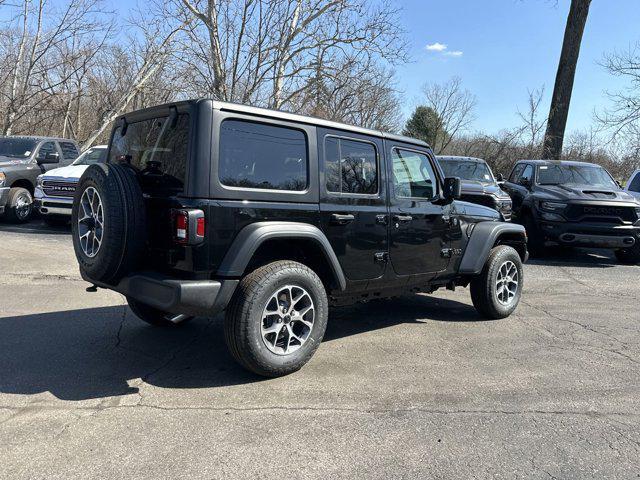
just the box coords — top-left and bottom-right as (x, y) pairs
(0, 219), (638, 479)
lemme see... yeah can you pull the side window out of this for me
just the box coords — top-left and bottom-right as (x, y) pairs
(37, 142), (57, 159)
(509, 164), (525, 182)
(325, 137), (378, 195)
(219, 120), (308, 191)
(520, 164), (534, 184)
(629, 172), (640, 193)
(391, 148), (437, 199)
(59, 142), (79, 160)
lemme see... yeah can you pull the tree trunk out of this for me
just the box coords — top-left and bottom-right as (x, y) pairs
(542, 0), (591, 160)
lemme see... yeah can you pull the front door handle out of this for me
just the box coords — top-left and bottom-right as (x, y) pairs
(331, 213), (355, 225)
(393, 214), (413, 223)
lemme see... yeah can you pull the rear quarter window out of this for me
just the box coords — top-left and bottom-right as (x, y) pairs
(218, 119), (308, 191)
(59, 142), (79, 160)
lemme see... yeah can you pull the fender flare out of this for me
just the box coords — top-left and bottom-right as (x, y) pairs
(217, 221), (347, 291)
(459, 222), (527, 275)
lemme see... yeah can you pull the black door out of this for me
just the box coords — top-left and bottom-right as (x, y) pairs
(318, 129), (388, 281)
(503, 163), (533, 215)
(387, 143), (451, 276)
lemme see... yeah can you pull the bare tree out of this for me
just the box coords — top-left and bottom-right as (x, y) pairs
(542, 0), (591, 159)
(595, 42), (640, 154)
(0, 0), (113, 136)
(421, 77), (476, 154)
(515, 86), (546, 158)
(167, 0), (407, 111)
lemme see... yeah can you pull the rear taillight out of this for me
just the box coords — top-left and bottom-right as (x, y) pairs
(173, 209), (205, 245)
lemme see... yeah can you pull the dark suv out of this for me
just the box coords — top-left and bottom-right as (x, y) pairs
(436, 156), (513, 220)
(502, 160), (640, 263)
(71, 100), (528, 376)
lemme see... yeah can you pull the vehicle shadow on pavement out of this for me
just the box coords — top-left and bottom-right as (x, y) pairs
(0, 218), (70, 236)
(0, 295), (479, 401)
(526, 246), (620, 268)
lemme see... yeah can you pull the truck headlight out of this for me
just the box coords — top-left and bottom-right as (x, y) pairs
(0, 172), (5, 187)
(36, 175), (43, 187)
(540, 201), (566, 212)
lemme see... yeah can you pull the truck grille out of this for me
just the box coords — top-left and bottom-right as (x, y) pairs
(42, 180), (78, 198)
(565, 204), (638, 224)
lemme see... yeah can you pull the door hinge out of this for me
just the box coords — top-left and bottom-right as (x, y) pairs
(440, 248), (453, 258)
(374, 252), (389, 263)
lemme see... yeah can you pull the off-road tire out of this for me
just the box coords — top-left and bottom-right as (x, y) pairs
(71, 163), (146, 284)
(127, 297), (194, 327)
(224, 260), (329, 377)
(470, 245), (523, 319)
(615, 243), (640, 265)
(43, 215), (69, 227)
(522, 213), (544, 258)
(4, 187), (33, 223)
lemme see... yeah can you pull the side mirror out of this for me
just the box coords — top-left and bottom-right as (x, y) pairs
(496, 173), (504, 182)
(519, 177), (532, 189)
(37, 152), (60, 164)
(443, 177), (462, 201)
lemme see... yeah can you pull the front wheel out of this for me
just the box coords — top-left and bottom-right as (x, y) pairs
(224, 260), (329, 377)
(4, 187), (33, 223)
(470, 246), (524, 319)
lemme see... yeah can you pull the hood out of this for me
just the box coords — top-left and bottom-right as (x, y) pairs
(460, 180), (510, 199)
(41, 164), (89, 181)
(0, 156), (30, 169)
(535, 184), (639, 203)
(455, 200), (501, 221)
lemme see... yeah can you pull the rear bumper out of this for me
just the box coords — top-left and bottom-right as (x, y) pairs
(81, 270), (238, 317)
(540, 221), (640, 249)
(0, 186), (10, 213)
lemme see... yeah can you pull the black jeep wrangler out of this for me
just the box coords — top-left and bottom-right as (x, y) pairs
(502, 160), (640, 263)
(71, 100), (528, 376)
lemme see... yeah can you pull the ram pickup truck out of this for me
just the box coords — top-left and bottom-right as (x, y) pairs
(0, 136), (80, 222)
(502, 159), (640, 263)
(71, 100), (528, 376)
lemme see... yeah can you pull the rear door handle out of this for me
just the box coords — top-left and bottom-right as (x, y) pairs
(330, 213), (355, 225)
(393, 214), (413, 223)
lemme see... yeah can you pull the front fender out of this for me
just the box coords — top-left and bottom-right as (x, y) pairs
(459, 222), (527, 275)
(217, 221), (347, 291)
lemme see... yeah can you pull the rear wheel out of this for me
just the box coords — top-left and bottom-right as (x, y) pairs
(4, 187), (33, 223)
(127, 297), (194, 327)
(224, 260), (328, 377)
(615, 243), (640, 265)
(470, 246), (523, 319)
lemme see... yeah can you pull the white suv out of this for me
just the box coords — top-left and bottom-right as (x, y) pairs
(34, 145), (107, 225)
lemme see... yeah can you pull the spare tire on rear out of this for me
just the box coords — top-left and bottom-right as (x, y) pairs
(71, 163), (146, 284)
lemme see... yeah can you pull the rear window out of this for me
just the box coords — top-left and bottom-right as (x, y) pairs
(109, 113), (190, 193)
(219, 119), (308, 191)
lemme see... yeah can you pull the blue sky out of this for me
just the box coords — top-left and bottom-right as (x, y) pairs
(396, 0), (640, 134)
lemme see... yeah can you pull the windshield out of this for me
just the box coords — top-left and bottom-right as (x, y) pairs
(439, 160), (494, 183)
(72, 147), (106, 166)
(537, 164), (618, 189)
(0, 138), (38, 159)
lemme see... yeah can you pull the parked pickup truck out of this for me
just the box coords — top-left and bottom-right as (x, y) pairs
(437, 156), (513, 221)
(34, 145), (107, 226)
(502, 159), (640, 264)
(0, 136), (80, 222)
(625, 169), (640, 201)
(71, 99), (528, 376)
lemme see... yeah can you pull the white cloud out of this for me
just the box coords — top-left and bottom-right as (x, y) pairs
(444, 50), (463, 57)
(425, 42), (447, 52)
